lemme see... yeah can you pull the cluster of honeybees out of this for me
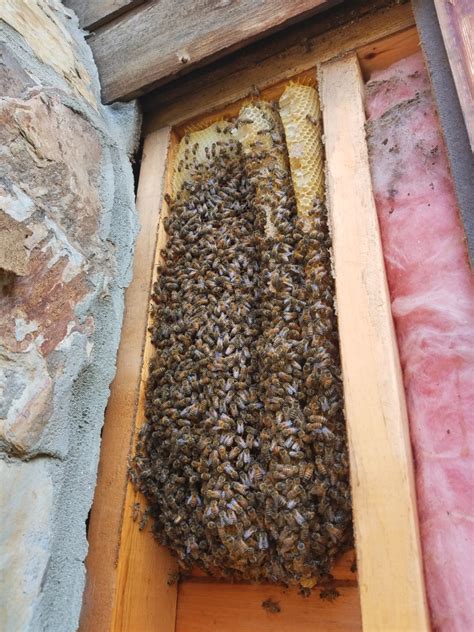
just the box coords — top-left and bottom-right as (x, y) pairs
(131, 96), (352, 591)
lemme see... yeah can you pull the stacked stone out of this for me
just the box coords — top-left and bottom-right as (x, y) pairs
(0, 3), (140, 630)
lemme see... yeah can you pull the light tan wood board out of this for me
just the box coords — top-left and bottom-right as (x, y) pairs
(319, 52), (430, 631)
(79, 128), (177, 632)
(144, 2), (416, 132)
(87, 0), (338, 103)
(357, 24), (420, 79)
(434, 0), (474, 151)
(176, 581), (360, 632)
(110, 133), (181, 632)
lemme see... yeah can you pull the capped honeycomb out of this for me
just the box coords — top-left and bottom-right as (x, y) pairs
(237, 102), (289, 237)
(172, 120), (231, 195)
(279, 83), (324, 226)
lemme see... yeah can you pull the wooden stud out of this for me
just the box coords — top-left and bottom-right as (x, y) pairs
(109, 130), (180, 632)
(357, 25), (420, 79)
(79, 127), (176, 632)
(434, 0), (474, 151)
(319, 52), (430, 632)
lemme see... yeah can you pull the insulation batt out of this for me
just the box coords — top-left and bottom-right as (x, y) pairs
(365, 52), (474, 631)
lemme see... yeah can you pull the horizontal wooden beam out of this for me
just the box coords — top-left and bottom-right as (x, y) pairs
(64, 0), (146, 30)
(87, 0), (339, 103)
(143, 1), (416, 132)
(320, 52), (430, 631)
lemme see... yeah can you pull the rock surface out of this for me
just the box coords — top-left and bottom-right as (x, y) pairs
(0, 459), (53, 631)
(0, 1), (141, 630)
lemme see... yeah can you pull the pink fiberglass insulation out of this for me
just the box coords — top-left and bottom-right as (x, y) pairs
(365, 52), (474, 631)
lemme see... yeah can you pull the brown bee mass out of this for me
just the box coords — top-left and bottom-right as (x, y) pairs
(131, 88), (352, 591)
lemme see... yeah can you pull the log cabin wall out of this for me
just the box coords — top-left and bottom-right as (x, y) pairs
(66, 0), (341, 102)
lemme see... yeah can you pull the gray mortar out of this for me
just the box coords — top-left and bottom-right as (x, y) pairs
(1, 5), (142, 631)
(413, 0), (474, 264)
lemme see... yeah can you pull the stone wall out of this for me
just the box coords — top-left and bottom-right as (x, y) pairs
(0, 2), (141, 630)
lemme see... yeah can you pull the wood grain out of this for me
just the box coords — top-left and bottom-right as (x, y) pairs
(319, 52), (430, 632)
(357, 26), (420, 79)
(143, 3), (416, 133)
(87, 0), (339, 102)
(79, 128), (174, 632)
(434, 0), (474, 151)
(176, 582), (361, 632)
(110, 131), (180, 632)
(64, 0), (146, 30)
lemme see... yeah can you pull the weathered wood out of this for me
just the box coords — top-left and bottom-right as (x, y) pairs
(143, 2), (416, 133)
(434, 0), (474, 151)
(82, 10), (430, 630)
(87, 0), (339, 103)
(64, 0), (146, 30)
(176, 580), (361, 632)
(79, 128), (174, 632)
(319, 52), (430, 632)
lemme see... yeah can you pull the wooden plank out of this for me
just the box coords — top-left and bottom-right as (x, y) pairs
(434, 0), (474, 151)
(87, 0), (339, 103)
(110, 131), (179, 632)
(357, 26), (420, 79)
(64, 0), (146, 30)
(319, 52), (430, 632)
(79, 127), (175, 632)
(176, 582), (361, 632)
(143, 2), (416, 133)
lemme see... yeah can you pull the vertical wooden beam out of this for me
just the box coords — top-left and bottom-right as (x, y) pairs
(319, 53), (430, 632)
(79, 127), (177, 632)
(110, 129), (179, 632)
(434, 0), (474, 151)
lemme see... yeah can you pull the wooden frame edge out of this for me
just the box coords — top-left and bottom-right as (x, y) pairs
(433, 0), (474, 152)
(319, 52), (430, 631)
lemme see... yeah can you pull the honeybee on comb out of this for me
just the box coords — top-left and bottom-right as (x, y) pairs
(130, 88), (352, 591)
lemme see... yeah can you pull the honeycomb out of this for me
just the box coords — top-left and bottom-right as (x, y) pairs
(279, 83), (324, 226)
(172, 120), (231, 195)
(237, 102), (289, 237)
